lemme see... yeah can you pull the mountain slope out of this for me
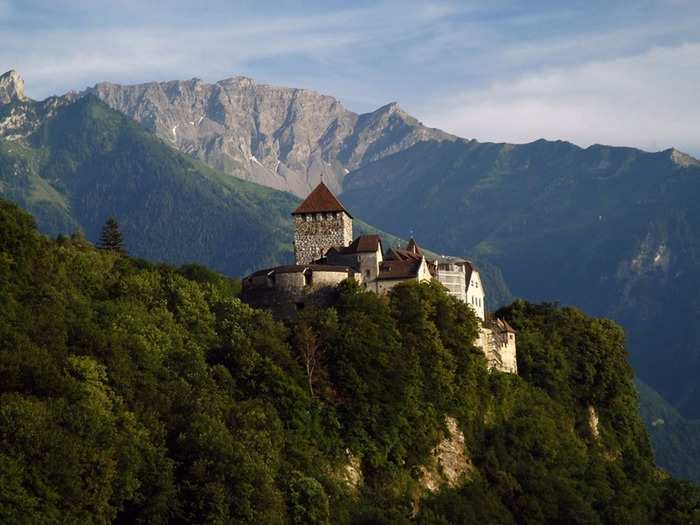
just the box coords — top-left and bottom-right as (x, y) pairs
(0, 89), (298, 275)
(2, 199), (699, 523)
(0, 74), (406, 277)
(87, 77), (454, 197)
(341, 138), (700, 418)
(638, 379), (700, 484)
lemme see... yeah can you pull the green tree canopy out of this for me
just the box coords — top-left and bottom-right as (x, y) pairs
(98, 216), (125, 254)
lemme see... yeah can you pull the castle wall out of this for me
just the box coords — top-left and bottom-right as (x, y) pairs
(478, 326), (517, 374)
(374, 278), (409, 294)
(436, 264), (467, 302)
(358, 250), (382, 282)
(242, 268), (356, 319)
(373, 259), (432, 294)
(467, 271), (485, 321)
(294, 212), (352, 264)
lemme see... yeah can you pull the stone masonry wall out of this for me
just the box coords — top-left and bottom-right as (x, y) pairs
(478, 326), (517, 374)
(294, 212), (352, 264)
(241, 269), (355, 319)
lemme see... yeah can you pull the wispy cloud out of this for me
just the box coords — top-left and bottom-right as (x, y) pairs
(419, 43), (700, 155)
(0, 1), (699, 154)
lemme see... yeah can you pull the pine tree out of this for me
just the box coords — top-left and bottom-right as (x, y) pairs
(98, 217), (125, 254)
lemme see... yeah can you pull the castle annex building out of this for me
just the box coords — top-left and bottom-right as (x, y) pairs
(242, 182), (517, 374)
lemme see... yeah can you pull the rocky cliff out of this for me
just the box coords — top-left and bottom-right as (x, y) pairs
(87, 77), (454, 196)
(0, 70), (28, 105)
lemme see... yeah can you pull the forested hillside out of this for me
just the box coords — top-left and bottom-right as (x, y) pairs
(0, 94), (400, 278)
(1, 199), (698, 524)
(342, 139), (700, 421)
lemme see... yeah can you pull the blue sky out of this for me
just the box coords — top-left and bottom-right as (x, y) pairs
(2, 0), (699, 155)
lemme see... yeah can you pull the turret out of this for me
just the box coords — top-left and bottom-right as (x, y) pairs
(292, 182), (353, 264)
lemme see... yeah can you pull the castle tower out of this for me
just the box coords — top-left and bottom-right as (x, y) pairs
(292, 182), (353, 264)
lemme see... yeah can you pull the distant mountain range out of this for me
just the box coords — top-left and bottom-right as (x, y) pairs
(2, 69), (700, 482)
(340, 138), (700, 420)
(0, 70), (403, 277)
(87, 77), (454, 198)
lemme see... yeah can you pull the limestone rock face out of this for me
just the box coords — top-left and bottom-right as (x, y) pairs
(588, 405), (601, 439)
(87, 77), (454, 197)
(0, 70), (28, 105)
(0, 72), (69, 142)
(419, 417), (474, 492)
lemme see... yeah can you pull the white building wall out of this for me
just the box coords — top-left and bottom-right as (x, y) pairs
(436, 263), (467, 302)
(466, 270), (485, 321)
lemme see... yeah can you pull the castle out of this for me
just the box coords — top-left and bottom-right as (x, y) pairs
(242, 182), (517, 374)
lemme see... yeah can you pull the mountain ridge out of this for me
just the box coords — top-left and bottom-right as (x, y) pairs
(82, 74), (456, 197)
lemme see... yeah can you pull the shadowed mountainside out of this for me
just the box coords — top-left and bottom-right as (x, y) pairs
(341, 138), (700, 420)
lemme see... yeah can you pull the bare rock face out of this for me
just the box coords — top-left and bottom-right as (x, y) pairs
(0, 71), (70, 142)
(419, 417), (474, 492)
(87, 77), (454, 197)
(0, 70), (28, 105)
(588, 405), (601, 440)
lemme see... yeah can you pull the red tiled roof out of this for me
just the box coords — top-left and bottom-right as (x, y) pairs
(484, 316), (517, 334)
(385, 239), (425, 263)
(388, 248), (423, 262)
(339, 234), (382, 254)
(377, 259), (422, 280)
(406, 238), (422, 255)
(292, 182), (352, 217)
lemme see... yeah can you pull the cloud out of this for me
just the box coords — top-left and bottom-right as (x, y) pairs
(1, 1), (699, 154)
(0, 1), (464, 98)
(419, 43), (700, 156)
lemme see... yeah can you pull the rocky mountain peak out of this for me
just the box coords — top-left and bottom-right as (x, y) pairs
(217, 75), (256, 86)
(0, 70), (28, 104)
(668, 148), (700, 167)
(373, 101), (409, 119)
(86, 75), (456, 197)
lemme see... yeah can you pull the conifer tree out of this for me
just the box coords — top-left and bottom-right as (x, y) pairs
(98, 217), (125, 254)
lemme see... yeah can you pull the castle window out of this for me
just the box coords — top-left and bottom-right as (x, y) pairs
(295, 302), (305, 311)
(303, 270), (312, 286)
(365, 269), (370, 278)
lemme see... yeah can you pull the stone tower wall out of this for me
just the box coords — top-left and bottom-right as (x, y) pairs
(294, 212), (352, 264)
(478, 326), (518, 374)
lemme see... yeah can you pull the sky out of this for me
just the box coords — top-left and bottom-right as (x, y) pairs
(1, 0), (699, 156)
